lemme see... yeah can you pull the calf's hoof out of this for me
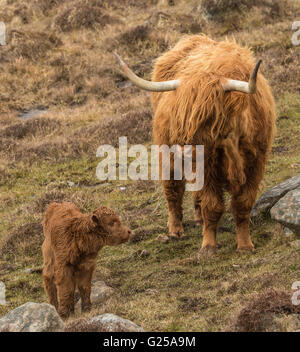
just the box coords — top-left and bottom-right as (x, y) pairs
(81, 304), (92, 313)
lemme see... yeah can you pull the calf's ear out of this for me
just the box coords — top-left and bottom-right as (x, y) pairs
(92, 215), (99, 224)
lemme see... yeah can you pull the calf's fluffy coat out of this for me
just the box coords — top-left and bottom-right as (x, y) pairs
(42, 202), (131, 318)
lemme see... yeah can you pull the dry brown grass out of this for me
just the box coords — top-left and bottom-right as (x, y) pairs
(0, 222), (43, 261)
(53, 0), (121, 32)
(229, 289), (300, 332)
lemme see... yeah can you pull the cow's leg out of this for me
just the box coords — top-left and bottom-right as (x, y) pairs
(43, 273), (58, 309)
(193, 191), (203, 226)
(199, 185), (224, 254)
(231, 183), (257, 251)
(163, 178), (185, 238)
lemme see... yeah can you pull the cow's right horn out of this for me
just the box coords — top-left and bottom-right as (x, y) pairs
(114, 53), (180, 92)
(222, 60), (262, 94)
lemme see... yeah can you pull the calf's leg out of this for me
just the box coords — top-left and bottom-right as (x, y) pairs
(43, 274), (58, 309)
(75, 262), (96, 313)
(55, 265), (76, 318)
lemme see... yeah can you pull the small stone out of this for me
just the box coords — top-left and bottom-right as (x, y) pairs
(290, 240), (300, 249)
(283, 227), (294, 235)
(0, 302), (64, 332)
(140, 249), (150, 257)
(67, 181), (75, 187)
(90, 314), (144, 332)
(24, 267), (42, 274)
(156, 234), (169, 243)
(145, 289), (159, 295)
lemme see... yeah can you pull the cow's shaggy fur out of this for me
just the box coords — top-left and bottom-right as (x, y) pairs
(42, 202), (131, 318)
(151, 35), (276, 253)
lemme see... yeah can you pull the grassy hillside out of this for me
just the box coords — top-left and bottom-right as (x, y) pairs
(0, 0), (300, 331)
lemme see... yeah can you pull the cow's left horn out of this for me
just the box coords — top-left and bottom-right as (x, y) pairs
(114, 52), (180, 92)
(222, 60), (262, 94)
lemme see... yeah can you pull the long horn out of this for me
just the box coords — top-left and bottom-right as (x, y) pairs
(222, 60), (262, 94)
(114, 52), (180, 92)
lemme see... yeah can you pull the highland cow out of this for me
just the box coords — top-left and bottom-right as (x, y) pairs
(42, 202), (131, 318)
(115, 34), (276, 254)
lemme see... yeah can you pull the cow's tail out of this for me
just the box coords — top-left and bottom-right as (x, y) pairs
(221, 132), (246, 192)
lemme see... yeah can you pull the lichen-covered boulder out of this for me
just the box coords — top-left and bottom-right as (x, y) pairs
(64, 313), (144, 332)
(0, 302), (64, 332)
(75, 281), (114, 311)
(270, 188), (300, 235)
(252, 175), (300, 217)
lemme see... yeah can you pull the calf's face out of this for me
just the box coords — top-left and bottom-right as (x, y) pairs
(92, 207), (131, 246)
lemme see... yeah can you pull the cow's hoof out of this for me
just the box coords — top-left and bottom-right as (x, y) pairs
(198, 245), (216, 258)
(168, 231), (184, 239)
(237, 246), (255, 253)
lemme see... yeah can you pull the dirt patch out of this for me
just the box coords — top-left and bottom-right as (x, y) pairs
(178, 296), (211, 312)
(230, 289), (300, 332)
(129, 227), (160, 243)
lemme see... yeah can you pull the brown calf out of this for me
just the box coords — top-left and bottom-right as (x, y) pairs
(42, 202), (131, 318)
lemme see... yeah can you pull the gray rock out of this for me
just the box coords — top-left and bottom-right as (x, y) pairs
(76, 281), (114, 311)
(270, 188), (300, 235)
(0, 302), (64, 332)
(290, 240), (300, 249)
(251, 175), (300, 217)
(283, 227), (294, 236)
(64, 313), (144, 332)
(24, 267), (42, 274)
(89, 313), (144, 332)
(157, 234), (169, 243)
(140, 249), (150, 257)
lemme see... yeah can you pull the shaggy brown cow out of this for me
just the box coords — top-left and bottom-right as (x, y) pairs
(115, 34), (276, 254)
(42, 202), (131, 318)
